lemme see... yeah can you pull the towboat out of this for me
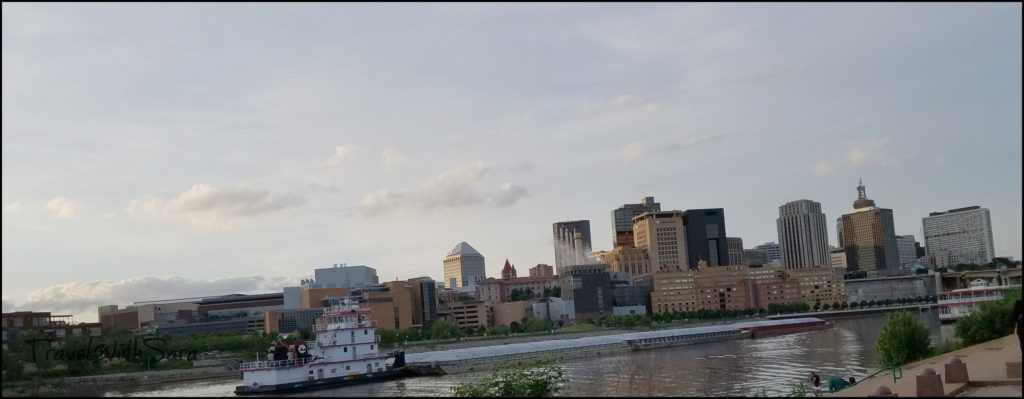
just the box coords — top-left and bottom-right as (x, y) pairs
(235, 300), (408, 395)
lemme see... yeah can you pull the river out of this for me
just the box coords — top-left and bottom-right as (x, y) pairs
(104, 311), (955, 397)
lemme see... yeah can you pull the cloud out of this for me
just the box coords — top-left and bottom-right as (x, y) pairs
(128, 184), (306, 228)
(381, 147), (409, 168)
(581, 95), (662, 115)
(324, 144), (361, 167)
(45, 197), (77, 219)
(618, 142), (649, 162)
(3, 201), (21, 214)
(813, 161), (834, 177)
(618, 134), (726, 162)
(846, 138), (901, 167)
(1, 275), (309, 323)
(357, 161), (529, 216)
(686, 134), (729, 146)
(488, 183), (529, 207)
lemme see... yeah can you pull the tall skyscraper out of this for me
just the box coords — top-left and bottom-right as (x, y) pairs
(839, 180), (899, 277)
(442, 242), (486, 289)
(552, 220), (592, 272)
(896, 235), (919, 268)
(922, 206), (995, 266)
(726, 237), (745, 266)
(777, 199), (830, 269)
(681, 209), (728, 268)
(611, 196), (661, 248)
(633, 211), (687, 272)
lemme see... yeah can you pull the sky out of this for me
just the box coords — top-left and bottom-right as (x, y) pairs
(2, 3), (1021, 323)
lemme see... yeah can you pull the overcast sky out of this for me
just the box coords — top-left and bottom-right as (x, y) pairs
(3, 3), (1021, 322)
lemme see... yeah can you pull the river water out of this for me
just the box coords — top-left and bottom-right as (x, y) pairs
(105, 312), (954, 397)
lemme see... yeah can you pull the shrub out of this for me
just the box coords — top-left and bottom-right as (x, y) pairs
(876, 311), (932, 367)
(955, 288), (1021, 347)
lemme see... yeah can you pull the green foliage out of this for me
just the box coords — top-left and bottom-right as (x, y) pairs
(876, 311), (932, 367)
(378, 319), (463, 347)
(2, 348), (26, 381)
(61, 335), (102, 376)
(452, 360), (568, 397)
(955, 288), (1021, 347)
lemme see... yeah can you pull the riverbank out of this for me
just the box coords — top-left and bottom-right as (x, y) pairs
(829, 334), (1022, 397)
(1, 365), (239, 397)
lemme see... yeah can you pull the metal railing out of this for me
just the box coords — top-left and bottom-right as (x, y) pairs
(240, 357), (316, 371)
(313, 321), (376, 331)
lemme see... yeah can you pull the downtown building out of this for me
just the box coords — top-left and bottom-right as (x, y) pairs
(476, 260), (561, 304)
(681, 209), (729, 268)
(633, 211), (688, 273)
(896, 235), (920, 269)
(650, 261), (845, 315)
(442, 242), (487, 290)
(726, 237), (745, 266)
(611, 196), (661, 248)
(552, 220), (592, 273)
(777, 199), (831, 268)
(838, 180), (900, 277)
(922, 206), (996, 267)
(598, 245), (653, 277)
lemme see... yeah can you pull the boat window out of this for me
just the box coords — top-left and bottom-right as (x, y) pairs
(346, 365), (350, 370)
(332, 368), (336, 374)
(370, 345), (374, 349)
(364, 329), (368, 335)
(344, 347), (348, 352)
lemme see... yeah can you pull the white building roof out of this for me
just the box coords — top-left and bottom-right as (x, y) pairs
(448, 242), (482, 257)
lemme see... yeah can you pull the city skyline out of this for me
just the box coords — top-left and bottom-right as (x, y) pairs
(3, 3), (1022, 322)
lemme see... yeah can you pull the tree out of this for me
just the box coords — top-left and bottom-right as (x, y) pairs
(551, 286), (561, 298)
(955, 288), (1021, 347)
(452, 360), (568, 397)
(876, 311), (932, 367)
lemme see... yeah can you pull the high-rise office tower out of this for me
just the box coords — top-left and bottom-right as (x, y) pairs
(681, 209), (728, 268)
(777, 199), (830, 268)
(633, 211), (687, 272)
(839, 180), (899, 276)
(726, 237), (745, 266)
(442, 242), (486, 289)
(922, 206), (995, 266)
(896, 235), (919, 268)
(552, 220), (592, 272)
(611, 197), (661, 248)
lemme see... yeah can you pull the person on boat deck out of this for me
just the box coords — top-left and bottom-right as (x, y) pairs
(810, 372), (821, 388)
(827, 376), (848, 392)
(848, 377), (856, 385)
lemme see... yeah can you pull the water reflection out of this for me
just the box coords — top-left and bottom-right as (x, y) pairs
(107, 312), (950, 397)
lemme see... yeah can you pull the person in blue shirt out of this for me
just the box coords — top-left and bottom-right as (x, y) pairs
(827, 376), (848, 392)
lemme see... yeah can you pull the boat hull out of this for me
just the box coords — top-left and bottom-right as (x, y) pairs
(234, 367), (408, 395)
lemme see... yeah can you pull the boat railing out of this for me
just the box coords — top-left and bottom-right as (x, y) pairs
(937, 294), (1005, 305)
(313, 320), (376, 332)
(239, 356), (317, 371)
